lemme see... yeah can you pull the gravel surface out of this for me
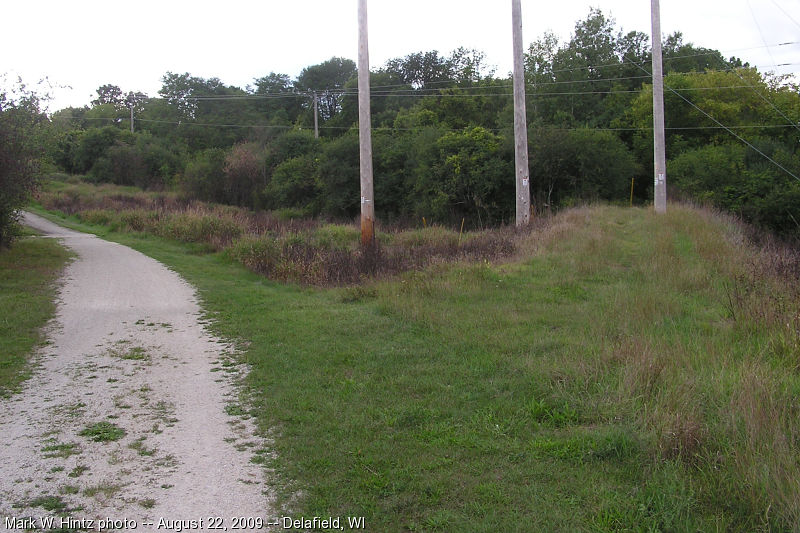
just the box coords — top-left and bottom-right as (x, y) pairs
(0, 213), (274, 530)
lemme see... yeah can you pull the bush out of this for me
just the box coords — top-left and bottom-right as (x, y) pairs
(90, 142), (148, 186)
(73, 126), (124, 175)
(78, 209), (115, 226)
(229, 235), (282, 275)
(263, 130), (320, 170)
(670, 142), (800, 238)
(181, 148), (227, 203)
(531, 128), (640, 208)
(224, 143), (264, 207)
(316, 133), (360, 218)
(421, 126), (513, 226)
(0, 86), (47, 247)
(160, 211), (242, 248)
(264, 155), (320, 211)
(312, 224), (361, 250)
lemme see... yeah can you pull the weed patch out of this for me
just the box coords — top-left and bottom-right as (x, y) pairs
(29, 495), (70, 513)
(41, 442), (80, 459)
(79, 422), (126, 443)
(110, 346), (150, 362)
(67, 465), (89, 478)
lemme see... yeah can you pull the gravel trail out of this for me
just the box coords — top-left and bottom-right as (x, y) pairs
(0, 213), (273, 530)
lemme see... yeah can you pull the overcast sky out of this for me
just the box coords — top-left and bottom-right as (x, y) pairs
(2, 0), (798, 112)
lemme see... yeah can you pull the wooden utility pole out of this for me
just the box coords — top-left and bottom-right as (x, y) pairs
(512, 0), (531, 226)
(127, 92), (135, 134)
(313, 92), (319, 139)
(651, 0), (667, 213)
(358, 0), (375, 245)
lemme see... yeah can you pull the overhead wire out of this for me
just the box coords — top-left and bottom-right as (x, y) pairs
(152, 63), (798, 105)
(54, 114), (799, 134)
(625, 55), (800, 183)
(360, 41), (799, 91)
(770, 0), (800, 30)
(731, 69), (800, 135)
(747, 0), (780, 72)
(143, 41), (799, 103)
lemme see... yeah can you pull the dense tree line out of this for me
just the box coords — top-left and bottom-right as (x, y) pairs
(14, 9), (800, 236)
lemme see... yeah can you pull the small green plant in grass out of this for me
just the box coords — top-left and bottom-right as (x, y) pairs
(224, 403), (246, 416)
(79, 422), (126, 442)
(339, 285), (377, 303)
(41, 442), (80, 459)
(128, 437), (156, 456)
(68, 465), (89, 478)
(29, 495), (69, 513)
(111, 346), (149, 361)
(59, 485), (80, 495)
(83, 483), (121, 499)
(527, 398), (580, 427)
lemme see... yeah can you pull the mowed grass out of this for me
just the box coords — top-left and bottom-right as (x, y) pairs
(0, 233), (72, 396)
(29, 202), (800, 531)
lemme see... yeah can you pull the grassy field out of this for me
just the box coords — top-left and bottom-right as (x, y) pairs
(29, 183), (800, 531)
(0, 230), (72, 396)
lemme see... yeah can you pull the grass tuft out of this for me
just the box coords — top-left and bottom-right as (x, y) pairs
(79, 422), (126, 443)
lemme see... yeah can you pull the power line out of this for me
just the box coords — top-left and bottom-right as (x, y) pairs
(747, 0), (779, 72)
(529, 41), (799, 78)
(53, 114), (800, 134)
(770, 0), (800, 31)
(126, 41), (800, 104)
(145, 66), (799, 104)
(669, 88), (800, 182)
(155, 59), (799, 103)
(625, 56), (800, 184)
(730, 70), (800, 135)
(362, 40), (798, 90)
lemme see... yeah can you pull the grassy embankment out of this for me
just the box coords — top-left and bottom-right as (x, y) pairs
(0, 228), (72, 396)
(32, 179), (800, 531)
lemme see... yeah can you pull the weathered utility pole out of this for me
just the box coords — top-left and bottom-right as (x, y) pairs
(127, 92), (135, 134)
(512, 0), (531, 226)
(313, 92), (319, 139)
(358, 0), (375, 245)
(651, 0), (667, 213)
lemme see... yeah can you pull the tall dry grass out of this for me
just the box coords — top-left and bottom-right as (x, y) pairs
(38, 182), (517, 286)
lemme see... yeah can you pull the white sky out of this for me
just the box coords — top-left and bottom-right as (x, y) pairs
(2, 0), (798, 112)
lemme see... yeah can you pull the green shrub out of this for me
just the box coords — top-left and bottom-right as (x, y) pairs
(393, 226), (460, 249)
(161, 212), (242, 247)
(229, 236), (282, 276)
(78, 209), (115, 226)
(312, 224), (360, 250)
(114, 209), (158, 233)
(181, 148), (227, 203)
(264, 155), (320, 211)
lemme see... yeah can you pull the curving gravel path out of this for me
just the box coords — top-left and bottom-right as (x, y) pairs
(0, 213), (274, 530)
